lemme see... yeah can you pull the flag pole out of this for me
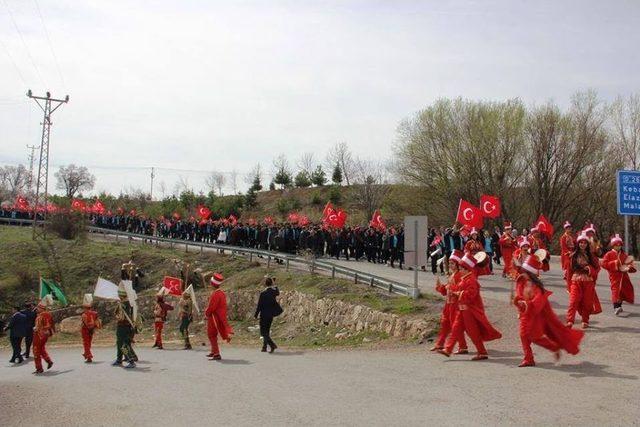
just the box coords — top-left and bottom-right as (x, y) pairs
(38, 272), (42, 300)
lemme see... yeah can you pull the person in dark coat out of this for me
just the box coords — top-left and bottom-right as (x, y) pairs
(254, 277), (283, 353)
(21, 302), (36, 358)
(5, 306), (28, 363)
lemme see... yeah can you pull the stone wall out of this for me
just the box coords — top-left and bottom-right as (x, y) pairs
(56, 290), (437, 339)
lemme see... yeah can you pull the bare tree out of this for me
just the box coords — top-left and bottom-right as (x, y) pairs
(244, 163), (262, 186)
(610, 94), (640, 170)
(351, 159), (390, 220)
(54, 164), (96, 198)
(326, 142), (355, 186)
(0, 164), (29, 200)
(230, 168), (239, 194)
(173, 175), (191, 196)
(297, 152), (316, 174)
(206, 171), (226, 196)
(158, 181), (167, 199)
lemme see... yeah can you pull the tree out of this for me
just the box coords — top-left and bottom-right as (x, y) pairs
(273, 154), (293, 189)
(54, 164), (96, 198)
(326, 142), (354, 185)
(294, 170), (312, 188)
(230, 168), (239, 194)
(351, 159), (390, 220)
(247, 164), (263, 192)
(311, 165), (327, 186)
(206, 171), (226, 196)
(332, 163), (343, 185)
(0, 164), (29, 199)
(269, 181), (276, 191)
(245, 188), (258, 208)
(297, 152), (316, 174)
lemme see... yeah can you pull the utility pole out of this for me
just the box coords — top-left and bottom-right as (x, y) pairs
(27, 90), (69, 240)
(150, 167), (155, 201)
(26, 144), (39, 192)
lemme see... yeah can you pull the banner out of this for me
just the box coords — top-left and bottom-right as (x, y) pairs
(456, 199), (484, 229)
(162, 276), (183, 296)
(94, 277), (120, 300)
(534, 214), (554, 239)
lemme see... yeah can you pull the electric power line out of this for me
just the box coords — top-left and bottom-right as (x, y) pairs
(32, 0), (66, 91)
(0, 36), (27, 85)
(2, 0), (46, 88)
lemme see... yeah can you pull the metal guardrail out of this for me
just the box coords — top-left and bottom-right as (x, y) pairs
(0, 217), (419, 298)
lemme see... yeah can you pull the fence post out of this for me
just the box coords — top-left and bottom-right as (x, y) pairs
(331, 266), (336, 279)
(354, 272), (358, 283)
(370, 277), (374, 287)
(185, 243), (188, 253)
(286, 259), (290, 271)
(311, 259), (315, 273)
(249, 253), (253, 262)
(200, 243), (203, 253)
(267, 256), (271, 268)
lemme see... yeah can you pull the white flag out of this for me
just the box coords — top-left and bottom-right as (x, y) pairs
(119, 280), (138, 321)
(94, 277), (120, 301)
(185, 284), (199, 314)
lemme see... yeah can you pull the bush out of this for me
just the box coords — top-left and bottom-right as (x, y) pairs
(329, 186), (342, 205)
(310, 191), (323, 206)
(47, 212), (86, 240)
(276, 197), (302, 215)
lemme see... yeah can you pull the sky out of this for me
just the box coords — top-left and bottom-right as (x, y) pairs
(1, 0), (639, 197)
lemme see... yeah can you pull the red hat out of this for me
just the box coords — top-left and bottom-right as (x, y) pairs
(518, 236), (530, 248)
(503, 221), (512, 230)
(469, 227), (479, 235)
(521, 254), (543, 276)
(610, 234), (623, 246)
(563, 221), (572, 229)
(210, 273), (224, 287)
(449, 249), (464, 264)
(584, 223), (596, 234)
(459, 252), (477, 270)
(576, 231), (589, 243)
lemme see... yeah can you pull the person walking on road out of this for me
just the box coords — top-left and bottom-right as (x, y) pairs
(4, 306), (28, 364)
(205, 273), (233, 360)
(33, 296), (55, 374)
(254, 277), (283, 353)
(21, 302), (36, 358)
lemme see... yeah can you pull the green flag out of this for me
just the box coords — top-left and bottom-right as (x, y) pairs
(40, 278), (68, 306)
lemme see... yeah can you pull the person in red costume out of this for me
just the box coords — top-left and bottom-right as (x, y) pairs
(80, 294), (101, 363)
(498, 222), (517, 278)
(464, 228), (490, 276)
(513, 254), (584, 367)
(600, 234), (635, 315)
(152, 295), (174, 350)
(205, 273), (233, 360)
(33, 296), (55, 374)
(559, 222), (575, 291)
(438, 252), (502, 360)
(566, 232), (602, 329)
(528, 227), (547, 251)
(430, 249), (468, 354)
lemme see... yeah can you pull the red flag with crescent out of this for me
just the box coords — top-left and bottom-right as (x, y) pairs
(456, 199), (483, 229)
(264, 216), (274, 225)
(92, 199), (105, 214)
(228, 214), (238, 226)
(71, 199), (86, 212)
(197, 205), (211, 219)
(298, 215), (310, 226)
(480, 195), (501, 218)
(322, 202), (335, 221)
(534, 214), (554, 239)
(369, 209), (386, 231)
(287, 212), (300, 224)
(14, 195), (29, 211)
(162, 276), (183, 296)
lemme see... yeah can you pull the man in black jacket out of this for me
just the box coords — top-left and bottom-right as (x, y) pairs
(21, 302), (36, 358)
(254, 277), (282, 353)
(5, 306), (28, 363)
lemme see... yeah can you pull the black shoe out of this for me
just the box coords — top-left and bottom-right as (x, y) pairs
(261, 347), (267, 352)
(9, 359), (16, 363)
(152, 344), (158, 348)
(46, 361), (53, 370)
(211, 355), (222, 360)
(269, 344), (278, 353)
(112, 360), (123, 366)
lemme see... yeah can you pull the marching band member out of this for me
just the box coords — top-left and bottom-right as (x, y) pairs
(566, 232), (602, 329)
(205, 273), (233, 360)
(33, 295), (55, 374)
(431, 249), (468, 354)
(528, 227), (547, 251)
(152, 295), (174, 350)
(464, 228), (490, 275)
(511, 237), (531, 277)
(438, 252), (502, 360)
(601, 234), (636, 315)
(499, 222), (517, 278)
(584, 224), (603, 258)
(80, 294), (100, 363)
(513, 253), (584, 367)
(560, 222), (575, 290)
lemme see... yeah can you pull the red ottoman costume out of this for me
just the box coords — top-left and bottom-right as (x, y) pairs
(566, 232), (602, 328)
(33, 297), (55, 374)
(81, 294), (100, 362)
(431, 250), (467, 353)
(205, 273), (233, 360)
(601, 234), (635, 315)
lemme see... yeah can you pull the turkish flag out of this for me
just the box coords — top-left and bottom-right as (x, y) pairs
(228, 214), (238, 226)
(14, 195), (29, 211)
(299, 215), (310, 226)
(162, 276), (183, 296)
(264, 216), (274, 225)
(92, 199), (105, 214)
(129, 209), (137, 217)
(287, 212), (300, 224)
(71, 199), (86, 212)
(369, 209), (386, 231)
(327, 209), (347, 228)
(322, 202), (335, 221)
(197, 205), (211, 219)
(456, 199), (483, 229)
(534, 214), (554, 239)
(480, 195), (501, 218)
